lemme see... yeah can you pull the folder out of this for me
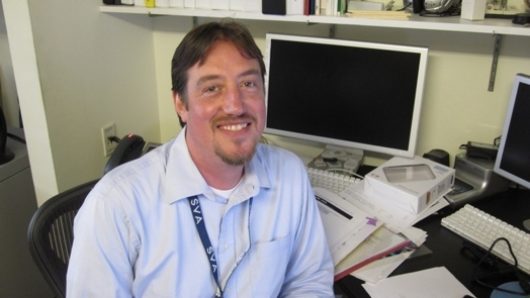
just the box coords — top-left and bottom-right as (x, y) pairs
(263, 0), (286, 15)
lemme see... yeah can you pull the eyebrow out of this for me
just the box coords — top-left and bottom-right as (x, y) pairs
(195, 68), (262, 87)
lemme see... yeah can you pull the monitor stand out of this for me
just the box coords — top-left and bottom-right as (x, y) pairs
(307, 145), (364, 176)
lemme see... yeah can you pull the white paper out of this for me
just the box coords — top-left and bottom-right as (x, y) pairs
(315, 187), (382, 265)
(350, 226), (426, 283)
(362, 267), (476, 298)
(353, 249), (415, 283)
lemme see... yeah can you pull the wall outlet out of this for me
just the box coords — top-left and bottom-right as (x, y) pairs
(101, 122), (117, 157)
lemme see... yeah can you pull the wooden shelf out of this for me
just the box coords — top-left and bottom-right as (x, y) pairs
(99, 5), (530, 37)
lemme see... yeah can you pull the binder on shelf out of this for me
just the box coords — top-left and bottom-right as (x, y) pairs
(263, 0), (287, 15)
(145, 0), (155, 8)
(169, 0), (184, 7)
(319, 0), (334, 15)
(287, 0), (304, 15)
(195, 0), (210, 9)
(156, 0), (170, 7)
(184, 0), (195, 8)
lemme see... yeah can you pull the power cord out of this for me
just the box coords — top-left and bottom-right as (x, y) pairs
(471, 237), (530, 296)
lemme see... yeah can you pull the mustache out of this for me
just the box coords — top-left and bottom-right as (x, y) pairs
(213, 114), (256, 125)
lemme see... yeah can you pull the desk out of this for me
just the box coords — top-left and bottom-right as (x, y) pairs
(333, 188), (530, 298)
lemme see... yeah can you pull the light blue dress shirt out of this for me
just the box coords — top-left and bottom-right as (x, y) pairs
(67, 129), (334, 297)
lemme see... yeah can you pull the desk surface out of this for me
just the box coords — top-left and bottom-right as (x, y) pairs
(333, 188), (530, 298)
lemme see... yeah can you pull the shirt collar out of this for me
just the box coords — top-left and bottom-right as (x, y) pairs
(163, 128), (272, 205)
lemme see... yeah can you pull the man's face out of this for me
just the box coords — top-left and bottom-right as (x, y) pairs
(174, 40), (266, 166)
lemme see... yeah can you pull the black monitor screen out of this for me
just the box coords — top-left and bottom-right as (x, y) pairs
(494, 74), (530, 188)
(264, 34), (428, 157)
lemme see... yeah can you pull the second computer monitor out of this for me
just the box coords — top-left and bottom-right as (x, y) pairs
(264, 34), (428, 158)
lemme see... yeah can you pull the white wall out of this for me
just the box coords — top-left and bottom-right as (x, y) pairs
(29, 0), (160, 194)
(3, 0), (161, 204)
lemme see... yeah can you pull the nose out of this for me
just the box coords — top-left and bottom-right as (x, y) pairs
(223, 85), (244, 115)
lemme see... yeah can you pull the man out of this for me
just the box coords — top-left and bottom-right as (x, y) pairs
(67, 21), (334, 297)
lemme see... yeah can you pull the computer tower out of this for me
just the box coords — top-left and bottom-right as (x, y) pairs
(445, 153), (509, 206)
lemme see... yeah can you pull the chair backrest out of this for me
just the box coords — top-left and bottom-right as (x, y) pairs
(27, 135), (147, 297)
(27, 179), (97, 298)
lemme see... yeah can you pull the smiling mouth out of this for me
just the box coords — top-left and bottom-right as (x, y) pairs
(218, 123), (250, 131)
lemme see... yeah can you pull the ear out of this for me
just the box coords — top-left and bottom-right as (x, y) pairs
(173, 91), (188, 124)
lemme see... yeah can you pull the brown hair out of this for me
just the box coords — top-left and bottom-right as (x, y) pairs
(171, 21), (266, 105)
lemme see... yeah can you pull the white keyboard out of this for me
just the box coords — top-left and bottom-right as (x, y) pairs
(441, 204), (530, 275)
(307, 167), (361, 194)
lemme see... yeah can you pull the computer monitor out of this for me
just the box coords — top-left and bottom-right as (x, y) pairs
(493, 73), (530, 230)
(494, 74), (530, 189)
(264, 34), (429, 159)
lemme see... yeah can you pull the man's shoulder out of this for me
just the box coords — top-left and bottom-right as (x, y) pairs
(255, 144), (306, 171)
(257, 143), (300, 160)
(88, 140), (174, 202)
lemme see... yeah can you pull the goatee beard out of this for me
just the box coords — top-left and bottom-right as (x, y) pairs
(215, 140), (258, 166)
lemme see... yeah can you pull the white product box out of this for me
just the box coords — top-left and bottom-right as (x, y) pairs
(461, 0), (486, 20)
(364, 156), (455, 214)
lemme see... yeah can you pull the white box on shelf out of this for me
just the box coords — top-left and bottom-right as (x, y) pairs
(364, 156), (455, 214)
(287, 0), (304, 15)
(461, 0), (486, 20)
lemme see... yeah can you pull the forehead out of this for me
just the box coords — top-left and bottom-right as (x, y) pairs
(202, 40), (256, 66)
(187, 41), (261, 81)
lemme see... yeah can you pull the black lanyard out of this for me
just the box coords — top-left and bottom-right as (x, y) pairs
(188, 195), (223, 297)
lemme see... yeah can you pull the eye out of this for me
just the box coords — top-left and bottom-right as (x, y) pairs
(202, 85), (221, 95)
(241, 80), (257, 88)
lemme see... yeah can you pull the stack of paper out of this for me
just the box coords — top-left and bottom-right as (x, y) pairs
(334, 225), (426, 281)
(315, 156), (453, 281)
(315, 185), (429, 281)
(315, 187), (382, 266)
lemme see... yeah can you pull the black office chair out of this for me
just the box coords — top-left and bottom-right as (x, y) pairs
(27, 179), (97, 298)
(27, 134), (146, 298)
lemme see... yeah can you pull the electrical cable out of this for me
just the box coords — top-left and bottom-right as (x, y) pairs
(472, 237), (529, 296)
